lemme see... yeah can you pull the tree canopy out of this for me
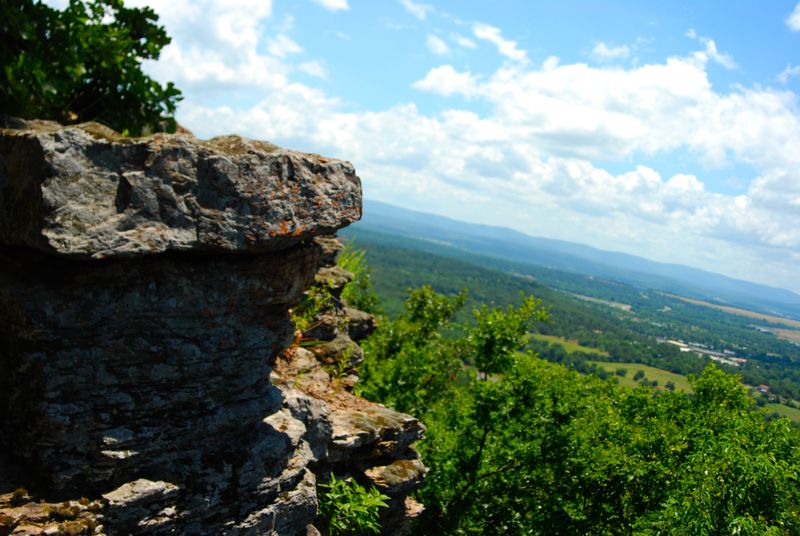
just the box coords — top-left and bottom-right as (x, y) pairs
(358, 285), (800, 535)
(1, 0), (182, 135)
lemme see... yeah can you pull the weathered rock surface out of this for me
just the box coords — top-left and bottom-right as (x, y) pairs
(274, 239), (428, 534)
(0, 120), (361, 258)
(0, 120), (376, 535)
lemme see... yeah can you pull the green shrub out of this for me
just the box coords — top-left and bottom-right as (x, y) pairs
(292, 281), (335, 334)
(1, 0), (182, 135)
(338, 244), (380, 314)
(318, 474), (389, 535)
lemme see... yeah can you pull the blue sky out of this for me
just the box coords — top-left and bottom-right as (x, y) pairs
(47, 0), (800, 293)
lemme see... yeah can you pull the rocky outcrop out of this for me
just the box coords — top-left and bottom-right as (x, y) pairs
(0, 120), (360, 258)
(0, 120), (423, 535)
(274, 238), (426, 534)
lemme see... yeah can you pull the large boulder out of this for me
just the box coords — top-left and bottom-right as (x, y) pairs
(0, 120), (363, 535)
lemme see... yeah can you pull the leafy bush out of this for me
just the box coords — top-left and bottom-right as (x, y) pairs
(338, 244), (380, 314)
(292, 281), (335, 334)
(1, 0), (182, 135)
(317, 474), (389, 535)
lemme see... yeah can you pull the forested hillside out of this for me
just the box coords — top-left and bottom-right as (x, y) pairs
(342, 229), (800, 415)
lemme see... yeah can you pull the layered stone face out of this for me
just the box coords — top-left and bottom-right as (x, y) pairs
(0, 120), (374, 535)
(0, 121), (361, 258)
(0, 244), (319, 496)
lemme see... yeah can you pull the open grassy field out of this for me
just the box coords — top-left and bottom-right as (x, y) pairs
(667, 293), (800, 329)
(529, 333), (609, 356)
(771, 328), (800, 345)
(590, 361), (693, 393)
(568, 292), (633, 312)
(764, 403), (800, 422)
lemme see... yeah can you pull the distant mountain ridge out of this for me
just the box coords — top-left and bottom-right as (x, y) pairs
(348, 200), (800, 321)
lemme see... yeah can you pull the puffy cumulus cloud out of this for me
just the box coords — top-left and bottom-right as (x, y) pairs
(472, 23), (528, 63)
(130, 4), (800, 290)
(123, 0), (292, 95)
(400, 0), (433, 20)
(590, 42), (631, 62)
(787, 2), (800, 31)
(426, 35), (449, 55)
(128, 0), (271, 53)
(313, 0), (349, 11)
(404, 53), (800, 288)
(412, 65), (479, 97)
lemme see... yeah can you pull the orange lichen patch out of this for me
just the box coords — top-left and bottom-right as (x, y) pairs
(280, 221), (289, 234)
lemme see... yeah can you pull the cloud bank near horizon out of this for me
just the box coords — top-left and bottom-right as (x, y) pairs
(103, 0), (800, 293)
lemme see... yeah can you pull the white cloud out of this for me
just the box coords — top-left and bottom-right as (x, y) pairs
(412, 65), (478, 97)
(452, 33), (477, 49)
(313, 0), (349, 11)
(695, 38), (737, 69)
(426, 35), (449, 55)
(685, 31), (737, 70)
(787, 2), (800, 31)
(590, 42), (631, 62)
(472, 22), (528, 63)
(124, 3), (800, 291)
(778, 64), (800, 83)
(268, 34), (302, 58)
(400, 0), (433, 20)
(299, 60), (327, 79)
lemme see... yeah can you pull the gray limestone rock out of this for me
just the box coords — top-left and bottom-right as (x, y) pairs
(347, 308), (378, 342)
(0, 120), (425, 536)
(0, 121), (364, 535)
(0, 121), (361, 258)
(328, 406), (425, 463)
(282, 389), (333, 463)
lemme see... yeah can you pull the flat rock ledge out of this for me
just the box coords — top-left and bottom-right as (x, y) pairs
(0, 119), (361, 258)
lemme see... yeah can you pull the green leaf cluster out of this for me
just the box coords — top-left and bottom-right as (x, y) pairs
(338, 243), (381, 314)
(292, 281), (335, 334)
(1, 0), (182, 135)
(318, 474), (389, 536)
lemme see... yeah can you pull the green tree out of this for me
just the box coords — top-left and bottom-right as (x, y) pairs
(1, 0), (181, 135)
(469, 294), (549, 377)
(357, 285), (466, 416)
(358, 286), (800, 535)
